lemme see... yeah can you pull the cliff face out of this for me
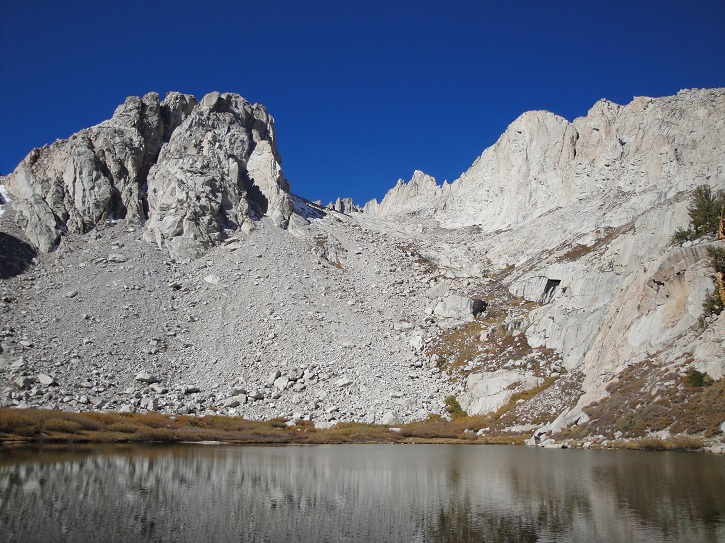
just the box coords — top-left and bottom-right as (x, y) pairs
(5, 91), (292, 260)
(369, 89), (724, 236)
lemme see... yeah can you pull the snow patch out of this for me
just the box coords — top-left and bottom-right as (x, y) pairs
(290, 194), (326, 221)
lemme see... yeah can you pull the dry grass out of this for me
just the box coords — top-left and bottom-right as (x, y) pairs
(556, 227), (624, 263)
(615, 436), (705, 451)
(0, 408), (311, 444)
(425, 295), (558, 381)
(0, 408), (535, 446)
(560, 360), (725, 440)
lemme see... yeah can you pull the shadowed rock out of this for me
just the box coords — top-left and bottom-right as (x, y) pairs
(0, 232), (36, 279)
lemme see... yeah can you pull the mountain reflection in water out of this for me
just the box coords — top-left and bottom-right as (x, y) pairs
(1, 444), (723, 542)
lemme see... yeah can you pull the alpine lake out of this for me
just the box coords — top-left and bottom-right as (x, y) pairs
(1, 443), (723, 542)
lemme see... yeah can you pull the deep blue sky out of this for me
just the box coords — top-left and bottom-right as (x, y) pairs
(2, 1), (724, 205)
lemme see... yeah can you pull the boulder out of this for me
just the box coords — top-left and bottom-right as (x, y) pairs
(36, 373), (56, 386)
(433, 295), (486, 320)
(273, 375), (290, 391)
(135, 372), (158, 384)
(248, 390), (264, 400)
(460, 370), (544, 415)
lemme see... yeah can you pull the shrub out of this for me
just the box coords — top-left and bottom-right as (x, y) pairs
(0, 410), (41, 436)
(671, 228), (695, 245)
(702, 289), (724, 318)
(709, 247), (725, 273)
(620, 436), (704, 451)
(444, 396), (467, 419)
(684, 369), (713, 388)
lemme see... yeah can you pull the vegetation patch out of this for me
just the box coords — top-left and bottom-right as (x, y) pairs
(671, 185), (725, 243)
(560, 360), (725, 440)
(703, 246), (725, 318)
(444, 396), (467, 419)
(426, 291), (558, 380)
(557, 227), (624, 263)
(0, 408), (541, 446)
(614, 436), (704, 451)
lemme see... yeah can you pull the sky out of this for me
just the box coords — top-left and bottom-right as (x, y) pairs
(1, 1), (724, 206)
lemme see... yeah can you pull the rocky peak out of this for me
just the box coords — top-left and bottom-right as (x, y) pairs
(365, 170), (441, 218)
(4, 91), (292, 259)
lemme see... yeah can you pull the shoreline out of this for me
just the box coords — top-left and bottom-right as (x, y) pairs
(2, 407), (721, 453)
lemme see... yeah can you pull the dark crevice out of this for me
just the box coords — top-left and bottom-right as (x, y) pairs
(242, 172), (268, 216)
(541, 279), (561, 303)
(472, 299), (487, 317)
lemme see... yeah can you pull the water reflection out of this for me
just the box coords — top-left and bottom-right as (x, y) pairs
(1, 444), (723, 542)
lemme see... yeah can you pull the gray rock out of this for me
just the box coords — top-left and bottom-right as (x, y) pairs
(144, 92), (291, 260)
(204, 274), (221, 285)
(248, 390), (264, 400)
(5, 92), (197, 252)
(222, 396), (242, 408)
(89, 397), (107, 409)
(135, 372), (158, 384)
(380, 411), (398, 425)
(140, 397), (158, 411)
(107, 254), (127, 263)
(433, 295), (485, 320)
(266, 370), (281, 386)
(36, 373), (56, 386)
(273, 375), (290, 391)
(149, 383), (167, 394)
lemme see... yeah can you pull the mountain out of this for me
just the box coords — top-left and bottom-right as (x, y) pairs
(5, 91), (293, 260)
(1, 89), (723, 447)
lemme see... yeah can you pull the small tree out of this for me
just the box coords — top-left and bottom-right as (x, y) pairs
(688, 185), (725, 238)
(444, 396), (467, 419)
(673, 185), (725, 244)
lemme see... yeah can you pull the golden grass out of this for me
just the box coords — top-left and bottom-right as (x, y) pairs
(560, 360), (725, 440)
(0, 408), (531, 446)
(615, 436), (704, 451)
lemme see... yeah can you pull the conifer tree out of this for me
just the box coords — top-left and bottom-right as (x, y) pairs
(688, 185), (724, 237)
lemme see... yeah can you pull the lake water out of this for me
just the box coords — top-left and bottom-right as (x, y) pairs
(1, 444), (723, 542)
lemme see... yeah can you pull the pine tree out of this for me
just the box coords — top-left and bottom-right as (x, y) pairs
(688, 185), (724, 237)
